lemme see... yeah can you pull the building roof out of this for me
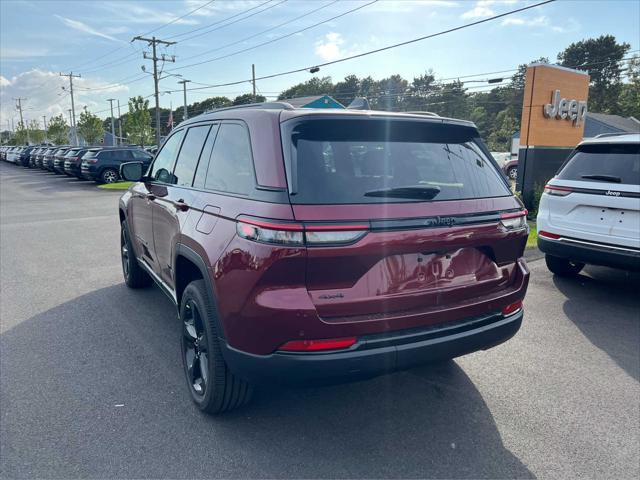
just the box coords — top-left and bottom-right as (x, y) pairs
(283, 95), (344, 109)
(583, 112), (640, 137)
(579, 133), (639, 146)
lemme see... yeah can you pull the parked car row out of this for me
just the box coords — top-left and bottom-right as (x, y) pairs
(1, 144), (154, 183)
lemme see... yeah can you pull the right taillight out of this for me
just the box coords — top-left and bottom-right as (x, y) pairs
(236, 217), (368, 247)
(500, 210), (528, 230)
(502, 300), (523, 316)
(544, 184), (572, 196)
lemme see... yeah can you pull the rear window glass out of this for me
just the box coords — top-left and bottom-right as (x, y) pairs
(284, 119), (510, 204)
(557, 143), (640, 186)
(84, 150), (100, 159)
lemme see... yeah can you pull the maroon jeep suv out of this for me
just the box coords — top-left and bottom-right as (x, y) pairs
(119, 104), (530, 414)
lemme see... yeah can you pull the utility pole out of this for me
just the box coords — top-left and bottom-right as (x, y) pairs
(107, 99), (116, 145)
(177, 79), (191, 120)
(14, 97), (29, 144)
(59, 72), (81, 145)
(132, 35), (176, 147)
(67, 109), (73, 130)
(251, 64), (256, 102)
(117, 99), (123, 146)
(42, 115), (48, 143)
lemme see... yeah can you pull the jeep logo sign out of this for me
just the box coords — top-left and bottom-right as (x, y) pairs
(543, 90), (588, 126)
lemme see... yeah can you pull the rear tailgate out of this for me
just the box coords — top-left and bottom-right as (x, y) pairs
(283, 116), (528, 327)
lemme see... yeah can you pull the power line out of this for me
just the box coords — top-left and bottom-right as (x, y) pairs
(165, 0), (275, 40)
(179, 0), (338, 63)
(169, 0), (379, 71)
(139, 0), (216, 37)
(169, 0), (556, 87)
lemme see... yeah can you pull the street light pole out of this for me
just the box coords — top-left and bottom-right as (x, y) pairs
(177, 79), (191, 120)
(117, 99), (123, 146)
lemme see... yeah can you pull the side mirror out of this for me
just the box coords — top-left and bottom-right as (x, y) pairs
(120, 161), (144, 181)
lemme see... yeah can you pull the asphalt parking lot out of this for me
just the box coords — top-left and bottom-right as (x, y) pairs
(1, 161), (639, 479)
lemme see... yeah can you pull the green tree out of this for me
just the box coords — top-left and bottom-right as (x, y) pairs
(619, 55), (640, 118)
(332, 75), (360, 107)
(14, 121), (29, 144)
(47, 114), (69, 145)
(232, 93), (267, 105)
(124, 96), (154, 147)
(27, 119), (45, 144)
(487, 109), (519, 151)
(558, 35), (630, 113)
(77, 110), (103, 145)
(430, 80), (469, 119)
(405, 70), (439, 111)
(278, 77), (334, 100)
(370, 74), (408, 111)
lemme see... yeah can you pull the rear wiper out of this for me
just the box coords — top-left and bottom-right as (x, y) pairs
(364, 185), (441, 200)
(580, 174), (621, 183)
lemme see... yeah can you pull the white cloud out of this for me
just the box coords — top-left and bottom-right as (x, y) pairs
(500, 14), (578, 33)
(461, 0), (519, 19)
(315, 32), (345, 62)
(54, 15), (123, 43)
(100, 2), (199, 25)
(183, 0), (265, 17)
(0, 47), (50, 60)
(0, 69), (131, 126)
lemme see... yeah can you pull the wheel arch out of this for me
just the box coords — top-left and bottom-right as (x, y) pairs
(174, 244), (227, 339)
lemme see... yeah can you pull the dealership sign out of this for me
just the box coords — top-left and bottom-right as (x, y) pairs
(543, 90), (588, 126)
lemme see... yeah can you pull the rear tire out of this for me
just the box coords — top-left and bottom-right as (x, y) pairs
(180, 280), (253, 414)
(545, 254), (584, 277)
(121, 221), (151, 288)
(507, 166), (517, 180)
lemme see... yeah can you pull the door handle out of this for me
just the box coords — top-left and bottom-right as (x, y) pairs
(174, 199), (189, 212)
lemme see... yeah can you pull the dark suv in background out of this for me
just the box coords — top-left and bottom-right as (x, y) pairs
(118, 104), (530, 414)
(62, 147), (91, 177)
(82, 147), (153, 183)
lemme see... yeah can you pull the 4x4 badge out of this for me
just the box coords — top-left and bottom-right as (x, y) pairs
(425, 216), (456, 227)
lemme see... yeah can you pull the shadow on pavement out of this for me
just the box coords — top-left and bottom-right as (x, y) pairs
(0, 163), (106, 195)
(1, 284), (533, 479)
(553, 265), (640, 382)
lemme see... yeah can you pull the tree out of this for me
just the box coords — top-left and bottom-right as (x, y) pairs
(14, 121), (29, 144)
(558, 35), (630, 113)
(430, 80), (468, 119)
(124, 96), (154, 147)
(370, 74), (408, 111)
(77, 110), (103, 145)
(27, 119), (45, 144)
(332, 75), (360, 107)
(405, 71), (439, 111)
(278, 77), (334, 100)
(232, 93), (266, 105)
(47, 114), (69, 145)
(619, 55), (640, 118)
(487, 109), (519, 151)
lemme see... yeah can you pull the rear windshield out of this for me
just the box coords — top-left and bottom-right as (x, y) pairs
(558, 143), (640, 186)
(283, 118), (510, 204)
(84, 150), (100, 159)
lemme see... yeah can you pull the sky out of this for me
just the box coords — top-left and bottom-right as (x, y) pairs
(1, 0), (638, 128)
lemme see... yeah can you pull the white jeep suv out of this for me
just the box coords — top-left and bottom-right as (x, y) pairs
(537, 133), (640, 276)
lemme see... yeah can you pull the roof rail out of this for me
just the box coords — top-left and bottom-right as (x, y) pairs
(405, 111), (440, 117)
(594, 132), (629, 138)
(202, 101), (294, 115)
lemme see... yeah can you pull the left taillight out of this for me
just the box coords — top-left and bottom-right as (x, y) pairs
(236, 217), (368, 247)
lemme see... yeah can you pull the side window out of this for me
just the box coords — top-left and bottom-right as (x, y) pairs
(204, 123), (255, 194)
(131, 150), (151, 161)
(193, 124), (219, 189)
(149, 130), (185, 183)
(172, 125), (212, 187)
(98, 150), (113, 161)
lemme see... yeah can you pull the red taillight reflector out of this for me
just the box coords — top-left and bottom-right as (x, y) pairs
(500, 210), (528, 220)
(279, 337), (357, 352)
(544, 184), (572, 196)
(539, 230), (561, 239)
(502, 300), (523, 316)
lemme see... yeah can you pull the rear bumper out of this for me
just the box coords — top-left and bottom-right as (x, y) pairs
(221, 310), (523, 385)
(538, 236), (640, 271)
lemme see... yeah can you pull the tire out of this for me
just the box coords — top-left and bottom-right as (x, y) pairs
(507, 166), (518, 180)
(545, 254), (584, 277)
(100, 168), (119, 184)
(180, 280), (253, 414)
(120, 221), (151, 288)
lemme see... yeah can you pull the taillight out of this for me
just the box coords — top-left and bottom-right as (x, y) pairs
(502, 300), (523, 316)
(538, 230), (561, 240)
(236, 217), (368, 247)
(544, 184), (572, 196)
(279, 337), (357, 352)
(86, 159), (98, 164)
(500, 210), (528, 230)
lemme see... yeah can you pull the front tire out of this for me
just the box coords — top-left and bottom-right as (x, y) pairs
(101, 168), (119, 184)
(545, 254), (584, 277)
(507, 166), (517, 180)
(121, 221), (151, 288)
(180, 280), (252, 414)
